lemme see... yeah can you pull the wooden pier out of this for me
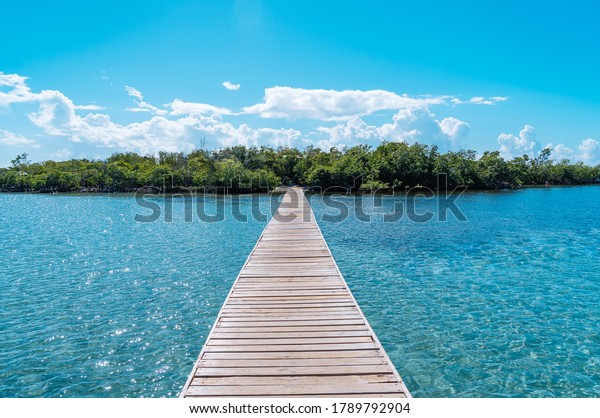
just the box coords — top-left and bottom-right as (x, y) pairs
(180, 187), (410, 397)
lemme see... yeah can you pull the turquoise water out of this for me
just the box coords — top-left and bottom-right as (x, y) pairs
(311, 186), (600, 397)
(1, 187), (599, 397)
(0, 194), (278, 397)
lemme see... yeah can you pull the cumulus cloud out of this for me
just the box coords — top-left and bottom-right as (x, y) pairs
(551, 143), (574, 161)
(0, 129), (40, 148)
(0, 73), (106, 113)
(168, 99), (232, 116)
(379, 108), (470, 149)
(578, 138), (600, 165)
(498, 125), (541, 159)
(546, 139), (600, 165)
(243, 86), (450, 121)
(27, 88), (197, 153)
(1, 74), (299, 154)
(313, 108), (469, 151)
(122, 87), (233, 117)
(244, 87), (507, 121)
(222, 81), (240, 91)
(439, 117), (470, 146)
(74, 104), (105, 111)
(499, 125), (600, 165)
(0, 73), (36, 106)
(124, 86), (143, 101)
(451, 96), (508, 105)
(1, 71), (500, 156)
(316, 117), (383, 143)
(314, 137), (347, 151)
(252, 127), (301, 148)
(50, 148), (74, 161)
(28, 90), (82, 136)
(182, 114), (301, 148)
(124, 85), (167, 115)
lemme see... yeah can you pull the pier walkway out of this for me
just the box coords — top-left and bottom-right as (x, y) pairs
(180, 188), (410, 397)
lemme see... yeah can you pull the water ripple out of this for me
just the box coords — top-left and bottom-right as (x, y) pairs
(312, 186), (600, 397)
(0, 194), (277, 397)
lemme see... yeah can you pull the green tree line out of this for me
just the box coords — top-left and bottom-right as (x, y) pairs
(1, 143), (599, 193)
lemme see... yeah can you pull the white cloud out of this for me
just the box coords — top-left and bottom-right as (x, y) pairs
(550, 143), (574, 161)
(312, 109), (469, 151)
(124, 85), (167, 115)
(20, 86), (196, 154)
(28, 90), (80, 136)
(1, 72), (107, 116)
(168, 99), (232, 116)
(497, 125), (540, 159)
(50, 148), (73, 160)
(439, 117), (471, 147)
(315, 137), (347, 151)
(379, 107), (469, 149)
(15, 79), (299, 154)
(499, 125), (600, 165)
(222, 81), (240, 91)
(0, 129), (40, 148)
(578, 138), (600, 165)
(74, 104), (105, 111)
(0, 72), (38, 106)
(183, 114), (301, 148)
(1, 71), (501, 157)
(451, 96), (508, 105)
(124, 107), (153, 113)
(0, 74), (312, 154)
(244, 87), (507, 121)
(547, 139), (600, 165)
(124, 85), (143, 101)
(243, 86), (449, 121)
(251, 127), (300, 148)
(316, 117), (383, 143)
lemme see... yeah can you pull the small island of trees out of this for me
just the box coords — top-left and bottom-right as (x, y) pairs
(1, 143), (599, 193)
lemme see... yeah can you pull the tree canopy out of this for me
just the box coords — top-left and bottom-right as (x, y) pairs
(1, 144), (598, 193)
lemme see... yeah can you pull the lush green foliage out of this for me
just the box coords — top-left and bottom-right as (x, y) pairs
(1, 144), (599, 193)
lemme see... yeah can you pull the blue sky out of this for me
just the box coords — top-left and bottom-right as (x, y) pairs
(1, 0), (600, 166)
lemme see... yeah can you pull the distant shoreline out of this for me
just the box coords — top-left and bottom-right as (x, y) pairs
(1, 182), (598, 197)
(3, 145), (599, 195)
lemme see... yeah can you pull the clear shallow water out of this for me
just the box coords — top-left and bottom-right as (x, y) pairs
(310, 186), (600, 397)
(0, 187), (598, 397)
(0, 194), (278, 397)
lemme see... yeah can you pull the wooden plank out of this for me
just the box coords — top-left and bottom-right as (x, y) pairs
(232, 287), (344, 291)
(203, 343), (379, 352)
(214, 325), (368, 332)
(218, 314), (365, 320)
(201, 350), (382, 360)
(231, 290), (349, 296)
(216, 319), (366, 327)
(220, 308), (358, 314)
(207, 337), (374, 345)
(237, 276), (340, 280)
(209, 331), (372, 339)
(180, 187), (410, 398)
(190, 374), (396, 386)
(195, 365), (393, 377)
(185, 383), (407, 396)
(223, 303), (355, 308)
(199, 358), (387, 368)
(221, 304), (356, 310)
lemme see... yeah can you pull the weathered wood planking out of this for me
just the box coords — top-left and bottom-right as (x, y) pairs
(180, 187), (410, 398)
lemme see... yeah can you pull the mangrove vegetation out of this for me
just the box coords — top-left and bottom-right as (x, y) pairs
(1, 143), (599, 193)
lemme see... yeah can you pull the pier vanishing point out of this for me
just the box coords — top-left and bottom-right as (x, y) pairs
(180, 187), (411, 397)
